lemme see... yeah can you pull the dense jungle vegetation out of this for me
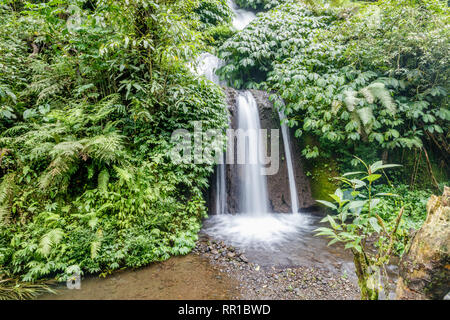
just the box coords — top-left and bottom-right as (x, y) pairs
(0, 0), (231, 297)
(0, 0), (448, 299)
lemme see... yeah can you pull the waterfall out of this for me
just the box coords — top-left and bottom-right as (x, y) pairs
(200, 1), (312, 253)
(236, 91), (270, 215)
(215, 158), (227, 215)
(278, 111), (299, 214)
(192, 1), (257, 215)
(227, 0), (257, 30)
(191, 53), (225, 86)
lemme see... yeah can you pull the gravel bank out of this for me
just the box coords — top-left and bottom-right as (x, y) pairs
(193, 234), (360, 300)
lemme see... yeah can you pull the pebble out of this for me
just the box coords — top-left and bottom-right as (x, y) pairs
(227, 252), (236, 258)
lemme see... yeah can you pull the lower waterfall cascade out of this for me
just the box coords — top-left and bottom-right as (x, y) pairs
(236, 91), (270, 215)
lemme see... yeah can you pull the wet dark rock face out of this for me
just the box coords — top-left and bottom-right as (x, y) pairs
(208, 88), (314, 214)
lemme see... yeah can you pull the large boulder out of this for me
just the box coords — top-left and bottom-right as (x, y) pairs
(396, 187), (450, 300)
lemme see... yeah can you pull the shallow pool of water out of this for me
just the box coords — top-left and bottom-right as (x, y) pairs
(201, 212), (399, 288)
(202, 212), (358, 277)
(39, 255), (238, 300)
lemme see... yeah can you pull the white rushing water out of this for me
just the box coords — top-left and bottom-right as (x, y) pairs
(278, 110), (299, 214)
(203, 214), (310, 247)
(215, 158), (227, 215)
(191, 0), (256, 87)
(237, 91), (270, 215)
(191, 52), (225, 86)
(227, 0), (257, 30)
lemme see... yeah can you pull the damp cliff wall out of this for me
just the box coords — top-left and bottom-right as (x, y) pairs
(208, 88), (314, 214)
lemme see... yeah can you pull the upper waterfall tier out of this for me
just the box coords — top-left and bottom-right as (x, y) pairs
(227, 0), (257, 30)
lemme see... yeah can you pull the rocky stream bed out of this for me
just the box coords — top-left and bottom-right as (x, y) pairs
(192, 234), (360, 300)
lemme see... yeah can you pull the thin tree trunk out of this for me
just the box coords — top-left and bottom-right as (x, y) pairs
(422, 147), (440, 191)
(353, 251), (379, 300)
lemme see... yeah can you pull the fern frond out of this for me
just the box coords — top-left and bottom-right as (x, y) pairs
(90, 229), (103, 259)
(81, 132), (125, 164)
(49, 141), (83, 159)
(367, 82), (397, 115)
(356, 107), (374, 127)
(38, 228), (65, 257)
(29, 142), (55, 162)
(88, 94), (121, 124)
(0, 205), (10, 225)
(0, 278), (55, 300)
(1, 124), (29, 137)
(0, 173), (15, 224)
(97, 169), (110, 193)
(344, 89), (359, 112)
(360, 86), (374, 104)
(114, 166), (134, 185)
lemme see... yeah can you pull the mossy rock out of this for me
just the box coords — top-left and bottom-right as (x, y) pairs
(307, 158), (339, 202)
(299, 134), (339, 202)
(396, 187), (450, 300)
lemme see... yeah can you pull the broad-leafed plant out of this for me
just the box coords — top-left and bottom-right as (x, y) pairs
(315, 157), (403, 300)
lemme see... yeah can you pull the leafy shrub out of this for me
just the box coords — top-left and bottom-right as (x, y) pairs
(235, 0), (286, 10)
(195, 0), (233, 28)
(219, 0), (449, 185)
(373, 184), (430, 254)
(315, 158), (404, 299)
(0, 0), (229, 284)
(218, 1), (337, 88)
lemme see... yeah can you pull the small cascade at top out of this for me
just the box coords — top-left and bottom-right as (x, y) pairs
(227, 0), (257, 30)
(191, 53), (225, 86)
(190, 0), (256, 85)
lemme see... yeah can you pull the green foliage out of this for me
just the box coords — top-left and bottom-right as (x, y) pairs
(372, 184), (430, 254)
(235, 0), (286, 10)
(315, 157), (404, 299)
(204, 23), (236, 48)
(193, 0), (235, 48)
(218, 1), (337, 88)
(195, 0), (233, 28)
(0, 0), (229, 287)
(218, 0), (449, 185)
